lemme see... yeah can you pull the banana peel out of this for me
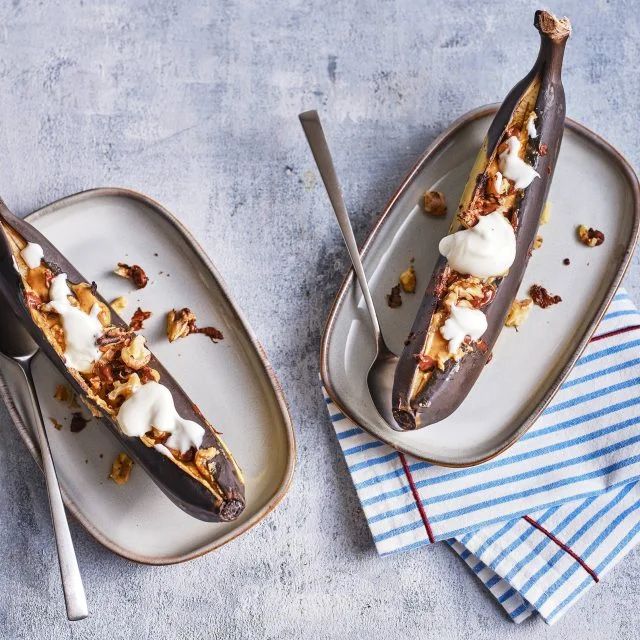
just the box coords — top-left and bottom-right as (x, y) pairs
(0, 202), (245, 522)
(392, 11), (571, 430)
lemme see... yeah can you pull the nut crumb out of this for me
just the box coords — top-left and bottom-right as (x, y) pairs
(166, 308), (224, 343)
(50, 418), (63, 431)
(138, 366), (160, 384)
(533, 235), (543, 251)
(386, 284), (402, 308)
(109, 452), (134, 485)
(115, 262), (148, 289)
(423, 191), (447, 217)
(529, 284), (562, 309)
(414, 353), (435, 372)
(577, 225), (605, 247)
(130, 307), (152, 331)
(120, 335), (151, 370)
(110, 296), (128, 313)
(53, 384), (79, 408)
(399, 265), (416, 293)
(540, 202), (551, 225)
(505, 298), (533, 328)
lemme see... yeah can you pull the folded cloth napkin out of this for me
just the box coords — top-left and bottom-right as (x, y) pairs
(324, 289), (640, 624)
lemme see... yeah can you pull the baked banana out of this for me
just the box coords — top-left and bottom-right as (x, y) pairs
(392, 11), (571, 430)
(0, 205), (245, 522)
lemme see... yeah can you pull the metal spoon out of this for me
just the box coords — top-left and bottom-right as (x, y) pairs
(299, 110), (400, 430)
(0, 303), (88, 621)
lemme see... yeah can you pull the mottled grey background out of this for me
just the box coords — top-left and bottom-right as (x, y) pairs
(0, 0), (638, 638)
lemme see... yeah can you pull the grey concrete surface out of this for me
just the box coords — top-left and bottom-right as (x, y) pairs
(0, 1), (638, 638)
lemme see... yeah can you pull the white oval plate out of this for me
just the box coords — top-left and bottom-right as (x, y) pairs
(321, 106), (640, 466)
(0, 188), (295, 564)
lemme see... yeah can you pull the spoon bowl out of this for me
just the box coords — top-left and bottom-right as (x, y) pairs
(366, 335), (402, 430)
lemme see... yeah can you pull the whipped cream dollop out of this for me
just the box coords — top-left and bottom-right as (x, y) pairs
(440, 304), (488, 355)
(116, 382), (205, 453)
(48, 273), (103, 372)
(498, 136), (539, 189)
(20, 242), (44, 269)
(438, 211), (516, 279)
(154, 443), (174, 459)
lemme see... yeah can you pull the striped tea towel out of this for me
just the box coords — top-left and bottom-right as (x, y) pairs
(324, 289), (640, 624)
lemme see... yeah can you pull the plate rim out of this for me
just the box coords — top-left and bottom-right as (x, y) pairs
(0, 186), (297, 565)
(320, 104), (640, 467)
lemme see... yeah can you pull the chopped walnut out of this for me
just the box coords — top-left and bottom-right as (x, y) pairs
(110, 296), (128, 313)
(533, 235), (543, 251)
(25, 291), (42, 309)
(529, 284), (562, 309)
(423, 191), (447, 217)
(540, 201), (551, 225)
(505, 298), (534, 328)
(107, 372), (141, 403)
(386, 284), (402, 309)
(194, 447), (219, 479)
(120, 335), (151, 371)
(70, 412), (89, 433)
(96, 362), (115, 385)
(109, 453), (134, 485)
(399, 266), (416, 293)
(166, 308), (196, 341)
(115, 262), (148, 289)
(97, 327), (133, 349)
(129, 307), (151, 331)
(577, 225), (605, 247)
(443, 276), (494, 310)
(166, 308), (224, 343)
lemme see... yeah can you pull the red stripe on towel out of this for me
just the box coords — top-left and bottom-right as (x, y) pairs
(398, 452), (435, 544)
(590, 325), (640, 343)
(523, 515), (599, 582)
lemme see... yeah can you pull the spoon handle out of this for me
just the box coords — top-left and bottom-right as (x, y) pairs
(299, 110), (381, 341)
(21, 365), (88, 621)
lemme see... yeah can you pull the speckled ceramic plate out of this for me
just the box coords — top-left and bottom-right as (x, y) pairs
(0, 188), (295, 564)
(321, 105), (640, 466)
